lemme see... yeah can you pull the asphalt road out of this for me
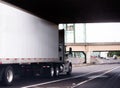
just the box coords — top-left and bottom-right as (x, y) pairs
(1, 60), (120, 88)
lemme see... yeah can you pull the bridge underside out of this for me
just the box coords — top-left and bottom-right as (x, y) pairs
(2, 0), (120, 24)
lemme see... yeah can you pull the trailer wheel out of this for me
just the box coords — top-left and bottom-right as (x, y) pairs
(67, 64), (72, 75)
(54, 67), (59, 77)
(50, 67), (54, 77)
(2, 66), (14, 86)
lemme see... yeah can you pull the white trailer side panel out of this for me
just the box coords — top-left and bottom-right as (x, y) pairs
(0, 2), (59, 63)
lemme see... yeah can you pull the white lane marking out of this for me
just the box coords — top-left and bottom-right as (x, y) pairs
(72, 66), (120, 88)
(21, 67), (116, 88)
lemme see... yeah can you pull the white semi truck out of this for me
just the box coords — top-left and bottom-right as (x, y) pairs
(0, 2), (72, 85)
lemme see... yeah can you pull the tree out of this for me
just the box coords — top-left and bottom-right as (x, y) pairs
(108, 51), (120, 57)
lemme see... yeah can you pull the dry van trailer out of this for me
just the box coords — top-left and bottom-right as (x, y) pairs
(0, 2), (72, 85)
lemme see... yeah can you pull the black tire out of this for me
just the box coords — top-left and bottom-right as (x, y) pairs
(67, 64), (72, 75)
(50, 66), (54, 77)
(54, 66), (59, 77)
(2, 66), (14, 86)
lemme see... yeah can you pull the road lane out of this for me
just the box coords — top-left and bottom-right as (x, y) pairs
(73, 66), (120, 88)
(21, 69), (111, 88)
(21, 64), (120, 88)
(75, 66), (120, 88)
(0, 63), (120, 88)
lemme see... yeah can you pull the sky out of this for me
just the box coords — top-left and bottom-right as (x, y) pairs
(59, 23), (120, 43)
(86, 23), (120, 42)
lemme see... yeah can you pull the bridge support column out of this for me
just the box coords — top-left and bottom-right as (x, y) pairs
(86, 51), (91, 63)
(83, 51), (92, 64)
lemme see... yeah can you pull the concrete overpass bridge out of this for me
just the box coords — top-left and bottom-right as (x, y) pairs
(66, 42), (120, 63)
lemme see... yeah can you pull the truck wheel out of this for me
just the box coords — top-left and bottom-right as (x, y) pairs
(50, 67), (54, 77)
(54, 67), (59, 77)
(67, 64), (72, 75)
(2, 66), (14, 86)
